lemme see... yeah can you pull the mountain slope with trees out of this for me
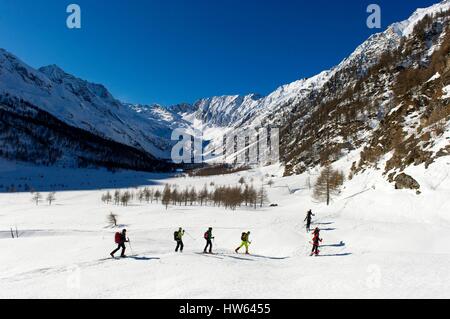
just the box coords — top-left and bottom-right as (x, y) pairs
(0, 1), (448, 179)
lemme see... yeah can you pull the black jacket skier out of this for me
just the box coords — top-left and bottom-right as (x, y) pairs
(304, 210), (315, 232)
(111, 229), (129, 258)
(203, 227), (214, 253)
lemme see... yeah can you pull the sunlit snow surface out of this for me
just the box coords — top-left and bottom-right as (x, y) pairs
(1, 154), (450, 298)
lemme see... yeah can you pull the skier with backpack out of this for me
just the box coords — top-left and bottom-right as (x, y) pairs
(304, 209), (315, 232)
(203, 227), (214, 254)
(174, 227), (185, 253)
(235, 231), (251, 255)
(310, 227), (322, 256)
(111, 229), (129, 258)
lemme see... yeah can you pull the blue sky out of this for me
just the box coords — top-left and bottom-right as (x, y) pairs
(0, 0), (440, 105)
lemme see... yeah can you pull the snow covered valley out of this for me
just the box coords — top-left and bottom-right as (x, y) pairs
(1, 155), (449, 299)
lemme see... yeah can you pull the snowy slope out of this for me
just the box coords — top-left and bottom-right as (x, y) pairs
(183, 0), (450, 169)
(188, 0), (450, 132)
(1, 155), (449, 298)
(391, 0), (450, 37)
(193, 94), (263, 127)
(1, 0), (449, 299)
(0, 52), (179, 159)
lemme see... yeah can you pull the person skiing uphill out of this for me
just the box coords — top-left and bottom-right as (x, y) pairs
(111, 229), (129, 258)
(235, 231), (251, 254)
(304, 209), (315, 232)
(312, 227), (320, 236)
(203, 227), (214, 254)
(174, 228), (185, 253)
(310, 227), (322, 256)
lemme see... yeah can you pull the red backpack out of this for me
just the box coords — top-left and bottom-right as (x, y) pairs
(114, 232), (121, 244)
(204, 231), (209, 240)
(312, 233), (321, 244)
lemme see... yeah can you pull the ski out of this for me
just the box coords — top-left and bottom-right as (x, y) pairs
(194, 252), (224, 259)
(109, 254), (139, 260)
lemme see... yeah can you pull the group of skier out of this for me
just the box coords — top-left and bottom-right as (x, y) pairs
(110, 209), (322, 258)
(111, 227), (252, 258)
(173, 227), (218, 254)
(175, 227), (252, 255)
(304, 209), (322, 256)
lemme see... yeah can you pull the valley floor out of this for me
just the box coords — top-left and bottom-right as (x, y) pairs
(1, 157), (450, 298)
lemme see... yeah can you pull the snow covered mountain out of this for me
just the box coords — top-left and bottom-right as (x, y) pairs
(279, 1), (450, 195)
(0, 0), (449, 178)
(0, 50), (193, 169)
(1, 1), (450, 299)
(190, 0), (450, 191)
(190, 0), (450, 131)
(168, 0), (449, 170)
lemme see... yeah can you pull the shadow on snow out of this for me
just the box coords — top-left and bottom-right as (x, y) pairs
(317, 253), (352, 257)
(127, 256), (161, 261)
(221, 254), (255, 262)
(321, 242), (345, 248)
(0, 162), (175, 193)
(249, 254), (290, 260)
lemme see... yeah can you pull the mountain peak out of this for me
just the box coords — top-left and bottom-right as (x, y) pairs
(390, 0), (450, 37)
(38, 64), (70, 82)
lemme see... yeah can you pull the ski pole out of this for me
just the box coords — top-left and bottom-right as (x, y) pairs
(127, 238), (134, 255)
(185, 231), (197, 241)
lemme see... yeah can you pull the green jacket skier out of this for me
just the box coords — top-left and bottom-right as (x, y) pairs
(175, 228), (185, 253)
(235, 231), (251, 254)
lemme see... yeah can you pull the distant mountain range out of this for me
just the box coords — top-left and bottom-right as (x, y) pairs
(1, 0), (449, 181)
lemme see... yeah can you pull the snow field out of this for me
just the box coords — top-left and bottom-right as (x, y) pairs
(1, 156), (450, 298)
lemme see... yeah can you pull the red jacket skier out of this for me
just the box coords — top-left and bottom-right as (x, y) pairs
(311, 228), (322, 256)
(111, 229), (129, 258)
